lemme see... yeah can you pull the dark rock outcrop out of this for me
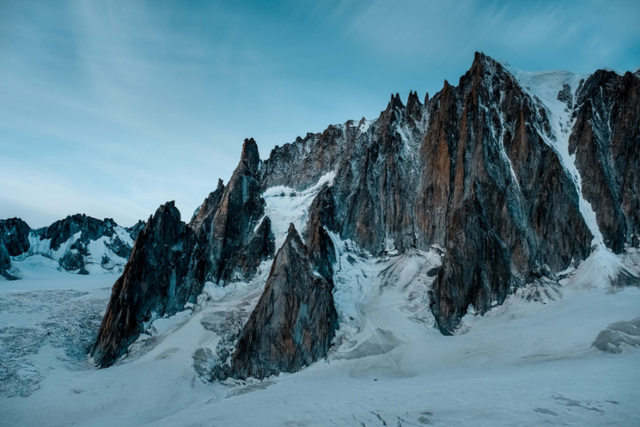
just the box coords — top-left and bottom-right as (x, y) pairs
(228, 224), (338, 379)
(593, 317), (640, 354)
(0, 242), (12, 280)
(190, 179), (225, 234)
(261, 126), (348, 191)
(201, 138), (269, 285)
(333, 91), (424, 254)
(570, 70), (640, 251)
(29, 214), (141, 272)
(92, 202), (199, 367)
(226, 216), (276, 281)
(59, 251), (88, 274)
(92, 139), (274, 367)
(126, 220), (146, 242)
(0, 218), (31, 256)
(105, 236), (134, 260)
(304, 184), (338, 281)
(0, 215), (143, 278)
(0, 218), (31, 279)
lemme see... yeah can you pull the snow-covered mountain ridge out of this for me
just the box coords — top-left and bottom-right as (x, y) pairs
(0, 215), (144, 280)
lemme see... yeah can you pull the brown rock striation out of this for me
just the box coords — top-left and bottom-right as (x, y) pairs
(419, 53), (592, 333)
(228, 224), (338, 379)
(205, 138), (270, 285)
(304, 184), (338, 282)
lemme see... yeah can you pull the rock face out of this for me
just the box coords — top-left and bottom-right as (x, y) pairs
(91, 52), (640, 369)
(0, 218), (31, 256)
(229, 217), (276, 281)
(0, 218), (31, 279)
(255, 53), (636, 333)
(304, 184), (338, 281)
(34, 215), (140, 273)
(91, 139), (275, 367)
(419, 54), (593, 333)
(228, 224), (338, 379)
(261, 126), (347, 191)
(126, 220), (146, 241)
(0, 241), (12, 279)
(36, 214), (116, 251)
(92, 202), (198, 367)
(570, 70), (640, 251)
(204, 139), (270, 285)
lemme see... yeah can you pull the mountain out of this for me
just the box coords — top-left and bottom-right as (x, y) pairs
(3, 52), (640, 426)
(0, 215), (144, 280)
(29, 52), (636, 376)
(224, 223), (338, 380)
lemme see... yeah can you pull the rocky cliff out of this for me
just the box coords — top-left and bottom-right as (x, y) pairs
(92, 202), (198, 367)
(92, 139), (275, 367)
(228, 224), (338, 379)
(569, 69), (640, 251)
(91, 52), (640, 372)
(420, 54), (593, 333)
(0, 218), (30, 279)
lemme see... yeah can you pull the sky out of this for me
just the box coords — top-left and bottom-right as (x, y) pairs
(1, 0), (639, 228)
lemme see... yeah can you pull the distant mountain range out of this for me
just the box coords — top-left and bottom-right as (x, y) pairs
(0, 215), (144, 280)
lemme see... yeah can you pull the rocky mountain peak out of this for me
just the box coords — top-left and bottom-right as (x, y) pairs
(37, 213), (117, 251)
(1, 213), (142, 278)
(215, 178), (224, 191)
(285, 222), (301, 243)
(226, 222), (338, 379)
(0, 218), (30, 256)
(0, 217), (31, 279)
(147, 201), (183, 239)
(386, 92), (405, 111)
(240, 137), (261, 175)
(406, 90), (422, 114)
(470, 51), (501, 71)
(92, 200), (195, 367)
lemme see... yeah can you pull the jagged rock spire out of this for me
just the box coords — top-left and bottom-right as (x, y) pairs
(92, 201), (196, 368)
(406, 90), (423, 120)
(386, 92), (404, 111)
(240, 138), (261, 175)
(226, 223), (338, 379)
(407, 90), (421, 108)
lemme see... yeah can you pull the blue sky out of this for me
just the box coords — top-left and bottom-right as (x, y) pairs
(1, 0), (639, 227)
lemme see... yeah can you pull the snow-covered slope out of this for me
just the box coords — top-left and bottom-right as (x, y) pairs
(2, 233), (640, 426)
(507, 66), (603, 245)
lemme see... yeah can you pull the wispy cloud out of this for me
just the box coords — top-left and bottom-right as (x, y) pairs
(1, 0), (638, 227)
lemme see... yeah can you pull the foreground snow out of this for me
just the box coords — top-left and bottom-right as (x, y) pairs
(1, 242), (640, 426)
